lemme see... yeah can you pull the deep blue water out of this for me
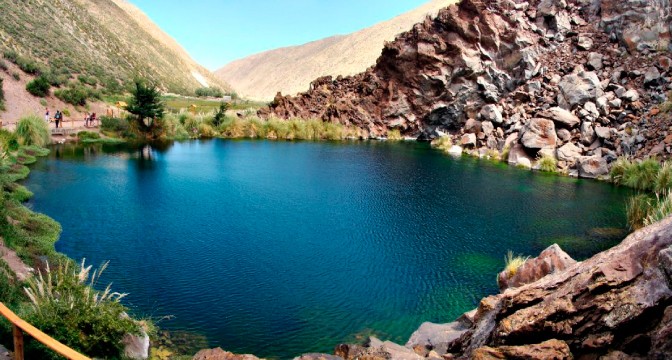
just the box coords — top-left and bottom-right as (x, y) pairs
(25, 140), (631, 358)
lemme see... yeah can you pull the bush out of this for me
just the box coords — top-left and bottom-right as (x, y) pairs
(538, 154), (557, 173)
(503, 250), (528, 277)
(611, 157), (661, 192)
(54, 86), (87, 106)
(0, 60), (7, 71)
(77, 74), (97, 86)
(195, 87), (224, 98)
(0, 78), (4, 111)
(627, 194), (652, 230)
(77, 131), (100, 140)
(387, 129), (403, 141)
(26, 76), (51, 97)
(100, 116), (129, 133)
(211, 102), (229, 127)
(431, 136), (453, 152)
(22, 260), (140, 359)
(655, 161), (672, 194)
(16, 115), (50, 147)
(11, 72), (20, 81)
(16, 57), (42, 75)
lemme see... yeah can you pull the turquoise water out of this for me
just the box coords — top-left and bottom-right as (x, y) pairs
(25, 140), (631, 358)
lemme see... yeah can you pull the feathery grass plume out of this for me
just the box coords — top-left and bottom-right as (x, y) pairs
(610, 157), (632, 185)
(198, 123), (216, 138)
(503, 250), (528, 277)
(644, 191), (672, 227)
(23, 259), (138, 359)
(431, 135), (453, 152)
(537, 154), (557, 173)
(627, 194), (653, 230)
(16, 114), (50, 147)
(501, 145), (511, 162)
(623, 158), (660, 191)
(655, 161), (672, 194)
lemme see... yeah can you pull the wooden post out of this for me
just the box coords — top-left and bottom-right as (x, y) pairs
(13, 324), (24, 360)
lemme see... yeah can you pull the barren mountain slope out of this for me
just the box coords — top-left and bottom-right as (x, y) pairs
(0, 0), (228, 94)
(215, 0), (454, 101)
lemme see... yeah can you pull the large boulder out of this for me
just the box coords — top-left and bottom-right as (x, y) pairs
(557, 143), (582, 166)
(578, 155), (608, 179)
(538, 107), (580, 128)
(294, 354), (343, 360)
(557, 69), (603, 109)
(580, 122), (596, 145)
(406, 320), (470, 355)
(600, 0), (672, 52)
(479, 105), (503, 124)
(498, 245), (577, 291)
(521, 118), (557, 149)
(508, 144), (534, 167)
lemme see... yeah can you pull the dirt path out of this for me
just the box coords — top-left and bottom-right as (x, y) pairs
(0, 237), (32, 281)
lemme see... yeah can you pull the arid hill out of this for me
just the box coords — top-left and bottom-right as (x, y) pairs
(215, 0), (453, 101)
(0, 0), (228, 95)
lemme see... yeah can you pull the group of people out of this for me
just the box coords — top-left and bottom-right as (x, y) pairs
(45, 108), (64, 128)
(44, 107), (98, 128)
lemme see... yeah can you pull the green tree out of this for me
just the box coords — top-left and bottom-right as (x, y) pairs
(126, 80), (165, 138)
(212, 101), (230, 127)
(26, 76), (50, 97)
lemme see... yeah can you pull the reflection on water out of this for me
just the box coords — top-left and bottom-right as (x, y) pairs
(26, 139), (633, 359)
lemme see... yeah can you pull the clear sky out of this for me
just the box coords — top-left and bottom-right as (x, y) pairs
(128, 0), (430, 70)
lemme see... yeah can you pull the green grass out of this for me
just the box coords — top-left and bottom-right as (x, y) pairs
(163, 96), (266, 113)
(430, 136), (453, 152)
(611, 157), (661, 191)
(537, 154), (557, 173)
(386, 129), (403, 141)
(15, 115), (50, 147)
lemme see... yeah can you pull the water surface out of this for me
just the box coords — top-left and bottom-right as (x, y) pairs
(25, 140), (631, 358)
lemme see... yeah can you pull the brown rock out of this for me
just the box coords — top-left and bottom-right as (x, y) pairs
(192, 348), (261, 360)
(472, 339), (571, 360)
(521, 118), (557, 149)
(498, 245), (577, 291)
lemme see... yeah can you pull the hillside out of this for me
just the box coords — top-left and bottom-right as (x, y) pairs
(215, 0), (453, 101)
(0, 0), (228, 95)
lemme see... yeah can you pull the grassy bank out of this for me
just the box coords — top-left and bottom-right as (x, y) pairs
(0, 118), (146, 359)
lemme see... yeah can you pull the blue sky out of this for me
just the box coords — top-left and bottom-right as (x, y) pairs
(128, 0), (430, 70)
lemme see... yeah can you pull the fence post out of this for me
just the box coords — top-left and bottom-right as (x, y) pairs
(12, 324), (24, 360)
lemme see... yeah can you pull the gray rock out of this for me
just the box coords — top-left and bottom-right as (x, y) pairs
(517, 157), (532, 169)
(578, 156), (608, 178)
(521, 118), (558, 149)
(480, 104), (503, 124)
(597, 96), (609, 115)
(558, 69), (603, 109)
(622, 90), (640, 102)
(508, 144), (533, 166)
(482, 121), (494, 136)
(581, 122), (596, 145)
(368, 337), (423, 360)
(123, 329), (150, 360)
(294, 354), (344, 360)
(595, 126), (611, 140)
(557, 143), (582, 165)
(584, 102), (600, 118)
(577, 35), (593, 50)
(538, 107), (580, 128)
(557, 128), (572, 142)
(406, 321), (470, 353)
(645, 66), (662, 87)
(609, 98), (623, 108)
(587, 52), (603, 70)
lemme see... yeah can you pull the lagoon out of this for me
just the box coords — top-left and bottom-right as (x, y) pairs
(25, 139), (631, 359)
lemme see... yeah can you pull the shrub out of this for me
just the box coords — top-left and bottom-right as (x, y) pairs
(644, 192), (672, 227)
(503, 250), (528, 277)
(22, 259), (139, 359)
(655, 161), (672, 194)
(198, 123), (216, 138)
(211, 102), (229, 127)
(2, 50), (18, 63)
(387, 129), (403, 141)
(16, 115), (50, 147)
(195, 87), (224, 98)
(0, 129), (20, 152)
(0, 60), (7, 71)
(77, 131), (100, 140)
(538, 154), (557, 173)
(77, 74), (97, 86)
(100, 116), (129, 133)
(431, 136), (453, 152)
(0, 78), (4, 111)
(623, 158), (660, 191)
(26, 76), (51, 97)
(610, 157), (632, 185)
(16, 57), (42, 75)
(627, 194), (652, 230)
(54, 85), (89, 106)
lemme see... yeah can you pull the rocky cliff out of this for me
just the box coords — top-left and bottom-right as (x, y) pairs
(261, 0), (672, 177)
(195, 215), (672, 360)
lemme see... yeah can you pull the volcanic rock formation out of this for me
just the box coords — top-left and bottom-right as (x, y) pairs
(262, 0), (672, 176)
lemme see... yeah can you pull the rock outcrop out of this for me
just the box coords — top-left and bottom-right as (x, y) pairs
(497, 244), (577, 291)
(192, 348), (261, 360)
(263, 0), (672, 178)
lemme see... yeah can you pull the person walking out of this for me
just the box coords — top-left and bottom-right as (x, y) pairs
(45, 108), (50, 123)
(54, 110), (61, 128)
